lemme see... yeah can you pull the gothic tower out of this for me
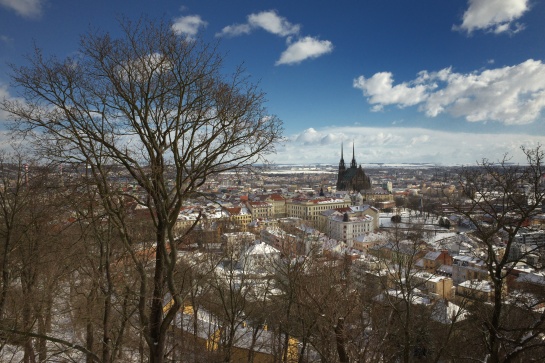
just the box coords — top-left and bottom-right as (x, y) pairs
(350, 142), (357, 169)
(336, 143), (371, 192)
(339, 142), (346, 172)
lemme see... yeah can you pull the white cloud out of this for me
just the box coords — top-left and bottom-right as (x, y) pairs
(217, 10), (300, 37)
(0, 84), (31, 148)
(272, 126), (545, 165)
(295, 127), (319, 144)
(216, 24), (252, 37)
(354, 59), (545, 125)
(295, 127), (342, 145)
(171, 15), (207, 39)
(248, 10), (300, 36)
(353, 72), (430, 110)
(217, 10), (332, 65)
(0, 35), (13, 44)
(0, 0), (43, 18)
(276, 37), (333, 66)
(0, 83), (15, 120)
(454, 0), (529, 34)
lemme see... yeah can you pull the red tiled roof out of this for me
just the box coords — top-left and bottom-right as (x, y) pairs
(225, 207), (242, 215)
(269, 194), (285, 201)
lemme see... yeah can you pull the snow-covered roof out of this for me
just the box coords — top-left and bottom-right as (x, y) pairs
(245, 242), (280, 256)
(431, 300), (468, 324)
(328, 213), (373, 223)
(516, 271), (545, 286)
(458, 279), (493, 292)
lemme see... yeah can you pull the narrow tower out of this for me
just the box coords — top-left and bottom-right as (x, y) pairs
(339, 142), (346, 172)
(350, 142), (357, 168)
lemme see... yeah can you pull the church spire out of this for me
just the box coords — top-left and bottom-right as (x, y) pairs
(339, 142), (346, 171)
(350, 141), (357, 168)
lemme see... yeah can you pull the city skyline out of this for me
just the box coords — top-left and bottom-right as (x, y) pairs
(1, 0), (545, 165)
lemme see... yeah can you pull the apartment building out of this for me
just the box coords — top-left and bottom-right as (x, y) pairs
(412, 271), (454, 300)
(245, 201), (274, 220)
(451, 255), (488, 285)
(286, 196), (351, 224)
(327, 212), (375, 248)
(224, 206), (252, 229)
(256, 193), (287, 218)
(456, 280), (495, 302)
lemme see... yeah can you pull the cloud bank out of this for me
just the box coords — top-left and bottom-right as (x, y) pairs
(273, 126), (545, 165)
(217, 10), (332, 65)
(0, 0), (43, 18)
(354, 59), (545, 125)
(454, 0), (529, 34)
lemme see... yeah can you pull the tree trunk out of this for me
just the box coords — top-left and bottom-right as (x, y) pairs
(335, 317), (349, 363)
(22, 273), (35, 363)
(37, 311), (47, 362)
(149, 226), (166, 363)
(487, 279), (504, 363)
(86, 320), (95, 363)
(101, 241), (112, 363)
(0, 231), (11, 320)
(102, 289), (112, 363)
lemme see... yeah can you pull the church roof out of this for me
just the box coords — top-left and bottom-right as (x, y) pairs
(339, 167), (359, 181)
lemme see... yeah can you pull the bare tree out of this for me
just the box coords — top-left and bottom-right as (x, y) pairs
(0, 155), (28, 322)
(0, 160), (84, 362)
(363, 222), (467, 363)
(446, 146), (545, 362)
(2, 17), (282, 363)
(65, 177), (142, 363)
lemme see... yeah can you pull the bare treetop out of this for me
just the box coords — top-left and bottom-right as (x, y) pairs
(4, 17), (282, 191)
(1, 17), (283, 363)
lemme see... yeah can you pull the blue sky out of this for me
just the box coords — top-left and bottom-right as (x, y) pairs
(1, 0), (545, 165)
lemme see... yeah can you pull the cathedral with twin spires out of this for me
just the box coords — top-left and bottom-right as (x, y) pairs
(336, 143), (371, 192)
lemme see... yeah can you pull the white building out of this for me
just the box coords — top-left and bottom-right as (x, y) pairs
(327, 211), (375, 248)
